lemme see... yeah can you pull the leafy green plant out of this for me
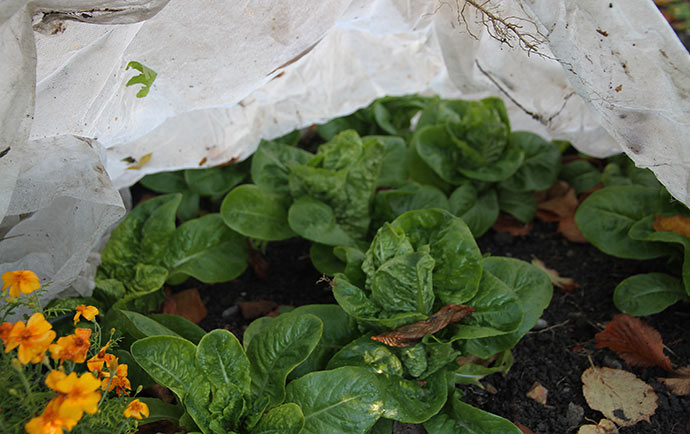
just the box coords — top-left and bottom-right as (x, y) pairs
(323, 208), (553, 430)
(125, 61), (157, 98)
(130, 310), (393, 434)
(221, 130), (386, 248)
(95, 193), (247, 312)
(576, 175), (690, 315)
(139, 163), (248, 221)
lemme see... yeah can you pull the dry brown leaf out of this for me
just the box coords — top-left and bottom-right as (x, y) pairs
(514, 421), (535, 434)
(595, 314), (673, 371)
(247, 240), (269, 280)
(371, 304), (475, 347)
(654, 215), (690, 238)
(581, 366), (657, 427)
(161, 288), (208, 324)
(126, 152), (152, 170)
(492, 214), (533, 236)
(536, 180), (578, 221)
(238, 299), (279, 320)
(558, 215), (589, 243)
(530, 258), (580, 292)
(526, 381), (548, 405)
(659, 365), (690, 395)
(577, 419), (619, 434)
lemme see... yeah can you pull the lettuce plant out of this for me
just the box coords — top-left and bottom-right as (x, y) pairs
(221, 130), (385, 248)
(576, 183), (690, 315)
(139, 163), (248, 221)
(130, 310), (390, 434)
(326, 208), (553, 430)
(95, 193), (247, 312)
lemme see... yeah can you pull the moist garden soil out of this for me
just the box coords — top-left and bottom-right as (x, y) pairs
(153, 218), (690, 434)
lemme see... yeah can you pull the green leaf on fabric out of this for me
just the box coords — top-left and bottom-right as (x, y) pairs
(125, 61), (157, 98)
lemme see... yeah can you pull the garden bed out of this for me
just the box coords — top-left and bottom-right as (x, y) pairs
(157, 217), (690, 434)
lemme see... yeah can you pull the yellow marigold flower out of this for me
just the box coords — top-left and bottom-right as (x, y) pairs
(87, 341), (116, 373)
(47, 371), (101, 421)
(0, 321), (13, 346)
(73, 305), (99, 325)
(49, 328), (92, 363)
(25, 395), (79, 434)
(123, 399), (149, 420)
(2, 270), (40, 298)
(101, 363), (132, 396)
(5, 312), (55, 364)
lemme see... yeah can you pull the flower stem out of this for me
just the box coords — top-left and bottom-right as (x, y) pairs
(10, 358), (32, 398)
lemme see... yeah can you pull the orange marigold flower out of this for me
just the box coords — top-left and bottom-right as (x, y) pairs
(25, 395), (79, 434)
(0, 321), (14, 346)
(101, 363), (132, 396)
(49, 328), (92, 363)
(5, 312), (55, 364)
(2, 270), (40, 298)
(73, 305), (99, 325)
(47, 371), (101, 421)
(87, 341), (116, 373)
(123, 399), (149, 420)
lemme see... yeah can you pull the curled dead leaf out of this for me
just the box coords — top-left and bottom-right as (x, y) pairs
(659, 365), (690, 395)
(595, 314), (673, 372)
(581, 366), (657, 427)
(654, 215), (690, 238)
(531, 258), (580, 292)
(372, 304), (475, 347)
(536, 181), (588, 242)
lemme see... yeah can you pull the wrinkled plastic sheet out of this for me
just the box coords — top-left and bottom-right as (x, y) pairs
(1, 0), (689, 305)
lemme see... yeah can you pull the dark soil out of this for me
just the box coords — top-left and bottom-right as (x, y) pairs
(171, 219), (690, 434)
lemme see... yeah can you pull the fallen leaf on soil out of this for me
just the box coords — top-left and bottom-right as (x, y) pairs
(126, 152), (152, 170)
(371, 304), (475, 347)
(595, 314), (673, 372)
(514, 421), (535, 434)
(492, 214), (533, 236)
(526, 381), (548, 405)
(581, 366), (658, 427)
(247, 240), (269, 280)
(536, 181), (578, 221)
(654, 215), (690, 238)
(536, 181), (588, 242)
(577, 419), (619, 434)
(531, 258), (580, 292)
(238, 299), (279, 320)
(161, 288), (207, 324)
(659, 365), (690, 395)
